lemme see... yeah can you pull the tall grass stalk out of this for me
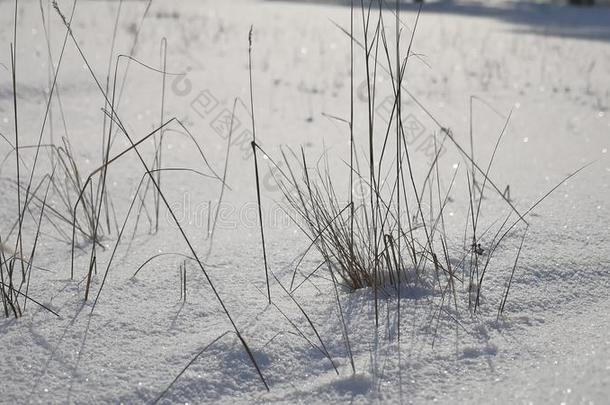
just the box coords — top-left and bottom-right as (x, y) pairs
(248, 26), (272, 305)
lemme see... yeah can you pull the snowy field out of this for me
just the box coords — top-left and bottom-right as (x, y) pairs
(0, 0), (609, 403)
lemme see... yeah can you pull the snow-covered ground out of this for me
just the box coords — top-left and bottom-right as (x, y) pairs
(0, 0), (609, 403)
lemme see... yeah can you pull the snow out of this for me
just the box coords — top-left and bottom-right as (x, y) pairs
(0, 0), (609, 403)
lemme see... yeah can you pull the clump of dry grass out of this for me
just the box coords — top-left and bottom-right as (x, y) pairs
(267, 3), (460, 310)
(1, 0), (270, 392)
(261, 0), (591, 334)
(0, 0), (60, 319)
(48, 0), (270, 391)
